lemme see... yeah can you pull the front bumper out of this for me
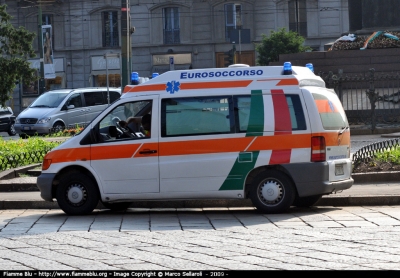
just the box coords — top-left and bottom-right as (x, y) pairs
(15, 124), (51, 135)
(37, 173), (56, 201)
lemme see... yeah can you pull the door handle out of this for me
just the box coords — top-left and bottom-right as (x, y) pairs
(139, 149), (157, 154)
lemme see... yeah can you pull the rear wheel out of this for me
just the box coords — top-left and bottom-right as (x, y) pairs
(293, 195), (323, 207)
(56, 172), (99, 215)
(249, 170), (295, 214)
(101, 201), (132, 211)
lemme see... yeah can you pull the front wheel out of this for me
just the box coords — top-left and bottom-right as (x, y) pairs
(249, 170), (295, 214)
(8, 123), (16, 136)
(52, 122), (65, 133)
(56, 172), (99, 215)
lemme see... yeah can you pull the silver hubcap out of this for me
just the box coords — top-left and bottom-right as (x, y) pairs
(258, 179), (283, 205)
(66, 184), (86, 205)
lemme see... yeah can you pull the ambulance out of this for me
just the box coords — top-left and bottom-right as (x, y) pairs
(37, 63), (354, 215)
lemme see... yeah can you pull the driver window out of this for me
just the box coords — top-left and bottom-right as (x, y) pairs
(67, 93), (82, 108)
(97, 100), (152, 142)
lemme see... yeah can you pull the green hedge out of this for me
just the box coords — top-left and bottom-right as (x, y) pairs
(0, 137), (62, 171)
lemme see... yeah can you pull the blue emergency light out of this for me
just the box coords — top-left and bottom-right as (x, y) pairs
(131, 72), (139, 85)
(306, 63), (314, 73)
(152, 73), (159, 78)
(283, 62), (292, 75)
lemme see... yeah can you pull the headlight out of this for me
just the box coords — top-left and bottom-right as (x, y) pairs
(16, 118), (20, 124)
(37, 117), (51, 124)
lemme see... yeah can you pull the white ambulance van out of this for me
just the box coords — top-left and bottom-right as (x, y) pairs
(37, 63), (353, 215)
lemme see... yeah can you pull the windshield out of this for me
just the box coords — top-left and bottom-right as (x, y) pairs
(29, 92), (71, 108)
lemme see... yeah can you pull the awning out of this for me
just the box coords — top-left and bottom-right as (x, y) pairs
(151, 64), (192, 74)
(91, 70), (121, 75)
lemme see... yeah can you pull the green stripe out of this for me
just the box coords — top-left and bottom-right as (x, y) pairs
(219, 90), (264, 191)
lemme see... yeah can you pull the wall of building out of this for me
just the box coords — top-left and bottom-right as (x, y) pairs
(1, 0), (350, 114)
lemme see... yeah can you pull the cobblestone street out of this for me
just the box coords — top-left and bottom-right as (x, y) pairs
(0, 207), (399, 270)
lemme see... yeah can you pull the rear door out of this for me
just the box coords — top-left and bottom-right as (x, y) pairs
(308, 88), (351, 182)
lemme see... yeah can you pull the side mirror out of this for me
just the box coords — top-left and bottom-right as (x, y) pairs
(67, 105), (75, 109)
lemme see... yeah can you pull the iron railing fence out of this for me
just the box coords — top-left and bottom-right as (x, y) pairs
(318, 69), (400, 130)
(352, 138), (400, 166)
(0, 149), (52, 171)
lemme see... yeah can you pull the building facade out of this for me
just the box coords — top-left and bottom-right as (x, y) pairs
(1, 0), (349, 114)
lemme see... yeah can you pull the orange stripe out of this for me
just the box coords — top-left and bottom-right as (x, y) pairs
(276, 79), (299, 86)
(123, 80), (252, 94)
(91, 144), (142, 160)
(45, 147), (91, 164)
(180, 80), (252, 90)
(123, 84), (166, 93)
(45, 132), (351, 164)
(159, 137), (254, 156)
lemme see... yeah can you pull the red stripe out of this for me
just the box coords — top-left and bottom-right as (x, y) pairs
(270, 89), (292, 164)
(271, 89), (292, 134)
(269, 149), (292, 164)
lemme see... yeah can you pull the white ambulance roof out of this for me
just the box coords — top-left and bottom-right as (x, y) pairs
(122, 65), (325, 97)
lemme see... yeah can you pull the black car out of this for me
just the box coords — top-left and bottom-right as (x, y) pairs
(0, 107), (16, 136)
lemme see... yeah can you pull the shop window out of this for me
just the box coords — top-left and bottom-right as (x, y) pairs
(97, 74), (121, 87)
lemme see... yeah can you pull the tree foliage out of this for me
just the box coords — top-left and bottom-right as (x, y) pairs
(0, 4), (37, 107)
(255, 28), (312, 66)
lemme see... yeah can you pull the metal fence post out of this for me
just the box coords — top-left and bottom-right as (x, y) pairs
(365, 68), (377, 132)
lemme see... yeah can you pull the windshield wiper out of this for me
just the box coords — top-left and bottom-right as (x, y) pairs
(339, 126), (349, 135)
(30, 105), (51, 108)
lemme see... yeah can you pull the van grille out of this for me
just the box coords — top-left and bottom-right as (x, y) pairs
(19, 118), (38, 124)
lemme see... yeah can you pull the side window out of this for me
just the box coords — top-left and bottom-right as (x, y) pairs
(97, 100), (152, 143)
(161, 96), (233, 137)
(234, 96), (251, 132)
(67, 94), (82, 108)
(84, 92), (104, 107)
(102, 91), (121, 105)
(286, 95), (306, 130)
(234, 94), (306, 132)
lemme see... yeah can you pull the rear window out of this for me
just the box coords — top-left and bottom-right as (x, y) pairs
(312, 92), (348, 130)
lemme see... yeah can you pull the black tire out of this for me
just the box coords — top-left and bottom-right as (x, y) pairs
(53, 122), (65, 133)
(293, 195), (323, 207)
(249, 170), (295, 214)
(101, 201), (132, 211)
(55, 172), (99, 215)
(7, 123), (16, 136)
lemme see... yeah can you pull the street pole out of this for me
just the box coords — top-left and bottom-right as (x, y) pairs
(105, 55), (109, 105)
(38, 4), (45, 94)
(121, 0), (131, 89)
